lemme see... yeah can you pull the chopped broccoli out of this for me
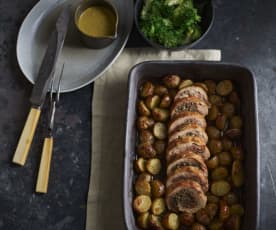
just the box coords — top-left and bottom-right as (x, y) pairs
(139, 0), (202, 48)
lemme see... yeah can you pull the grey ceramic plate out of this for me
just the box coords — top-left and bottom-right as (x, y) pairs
(17, 0), (133, 92)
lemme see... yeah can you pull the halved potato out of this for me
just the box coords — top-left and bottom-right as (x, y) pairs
(133, 195), (152, 213)
(146, 158), (162, 175)
(153, 122), (167, 140)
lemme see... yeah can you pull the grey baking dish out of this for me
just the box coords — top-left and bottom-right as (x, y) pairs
(124, 61), (260, 230)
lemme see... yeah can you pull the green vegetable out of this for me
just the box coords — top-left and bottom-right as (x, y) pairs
(139, 0), (202, 48)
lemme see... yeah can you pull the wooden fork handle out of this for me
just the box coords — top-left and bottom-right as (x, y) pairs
(12, 107), (41, 166)
(36, 137), (53, 193)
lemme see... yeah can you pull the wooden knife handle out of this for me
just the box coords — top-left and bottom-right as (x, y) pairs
(36, 137), (53, 193)
(12, 107), (41, 166)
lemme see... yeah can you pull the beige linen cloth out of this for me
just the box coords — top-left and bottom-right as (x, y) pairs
(86, 48), (221, 230)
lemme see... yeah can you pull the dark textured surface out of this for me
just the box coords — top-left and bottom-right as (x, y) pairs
(0, 0), (275, 229)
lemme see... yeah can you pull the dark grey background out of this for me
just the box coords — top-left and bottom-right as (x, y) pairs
(0, 0), (275, 229)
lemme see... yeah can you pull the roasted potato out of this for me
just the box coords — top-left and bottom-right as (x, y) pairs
(211, 180), (231, 196)
(211, 167), (229, 181)
(146, 95), (161, 110)
(152, 108), (170, 122)
(196, 208), (211, 225)
(215, 114), (227, 130)
(137, 116), (155, 130)
(207, 105), (219, 121)
(137, 142), (157, 158)
(208, 139), (223, 155)
(207, 126), (220, 139)
(160, 95), (172, 108)
(230, 116), (243, 129)
(148, 214), (164, 230)
(134, 158), (146, 173)
(154, 140), (166, 155)
(208, 219), (223, 230)
(219, 200), (230, 221)
(222, 102), (235, 118)
(151, 180), (165, 198)
(205, 203), (218, 219)
(225, 215), (241, 230)
(225, 128), (242, 139)
(194, 82), (208, 92)
(179, 212), (195, 226)
(133, 195), (152, 213)
(216, 80), (233, 96)
(218, 152), (232, 166)
(162, 213), (180, 230)
(179, 79), (193, 89)
(206, 155), (219, 169)
(222, 138), (233, 151)
(153, 122), (167, 140)
(231, 146), (244, 160)
(137, 212), (150, 229)
(230, 204), (244, 216)
(209, 95), (223, 106)
(139, 130), (155, 144)
(154, 85), (169, 96)
(232, 160), (245, 187)
(163, 75), (181, 88)
(138, 100), (151, 116)
(204, 80), (216, 95)
(207, 193), (220, 204)
(140, 81), (155, 98)
(229, 91), (240, 106)
(151, 198), (166, 215)
(191, 222), (206, 230)
(137, 172), (153, 183)
(135, 179), (151, 195)
(223, 192), (238, 205)
(146, 158), (162, 175)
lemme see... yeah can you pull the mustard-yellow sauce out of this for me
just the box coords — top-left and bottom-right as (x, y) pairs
(78, 6), (116, 37)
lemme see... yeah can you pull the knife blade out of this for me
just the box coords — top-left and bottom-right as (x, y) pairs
(13, 6), (71, 166)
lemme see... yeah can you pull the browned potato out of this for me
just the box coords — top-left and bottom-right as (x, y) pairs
(225, 128), (242, 139)
(208, 139), (223, 155)
(135, 180), (151, 195)
(205, 203), (218, 219)
(211, 167), (229, 181)
(151, 198), (166, 215)
(160, 95), (172, 108)
(223, 192), (238, 205)
(194, 82), (208, 92)
(179, 212), (195, 226)
(168, 88), (178, 98)
(146, 158), (161, 175)
(211, 180), (231, 196)
(137, 212), (150, 229)
(207, 193), (220, 204)
(133, 195), (152, 213)
(162, 213), (179, 230)
(215, 114), (227, 130)
(151, 180), (165, 198)
(148, 214), (164, 230)
(137, 142), (157, 158)
(163, 75), (181, 88)
(137, 116), (155, 130)
(225, 215), (241, 230)
(222, 102), (235, 118)
(209, 95), (223, 106)
(222, 138), (233, 151)
(231, 146), (244, 160)
(219, 200), (230, 221)
(191, 223), (206, 230)
(138, 100), (151, 116)
(230, 204), (244, 216)
(153, 122), (167, 140)
(179, 79), (193, 89)
(134, 158), (146, 173)
(146, 95), (161, 110)
(230, 116), (243, 129)
(207, 126), (220, 139)
(152, 108), (170, 122)
(196, 208), (211, 225)
(218, 152), (232, 166)
(216, 80), (233, 96)
(139, 130), (155, 144)
(154, 85), (169, 96)
(206, 156), (219, 169)
(154, 140), (166, 155)
(140, 81), (155, 98)
(229, 91), (240, 106)
(232, 160), (245, 187)
(207, 105), (219, 121)
(204, 80), (216, 95)
(208, 219), (223, 230)
(137, 172), (153, 183)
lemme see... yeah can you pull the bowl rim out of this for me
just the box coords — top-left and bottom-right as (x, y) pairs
(134, 0), (215, 50)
